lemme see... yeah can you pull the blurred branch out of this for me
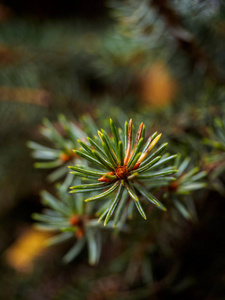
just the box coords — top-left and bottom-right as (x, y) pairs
(151, 0), (225, 84)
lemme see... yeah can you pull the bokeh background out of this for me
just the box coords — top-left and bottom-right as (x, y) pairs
(0, 0), (225, 299)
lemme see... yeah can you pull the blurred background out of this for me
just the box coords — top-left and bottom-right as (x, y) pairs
(0, 0), (225, 299)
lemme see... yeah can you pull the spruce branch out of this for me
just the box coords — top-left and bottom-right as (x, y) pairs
(163, 155), (207, 220)
(27, 115), (86, 182)
(33, 182), (104, 265)
(69, 118), (178, 225)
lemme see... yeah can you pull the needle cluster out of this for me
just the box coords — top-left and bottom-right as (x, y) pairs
(69, 119), (177, 225)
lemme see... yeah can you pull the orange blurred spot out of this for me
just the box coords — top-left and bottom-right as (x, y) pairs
(5, 228), (51, 273)
(168, 181), (179, 192)
(60, 150), (77, 162)
(0, 4), (12, 22)
(141, 62), (177, 108)
(76, 228), (84, 239)
(69, 215), (80, 226)
(59, 152), (71, 162)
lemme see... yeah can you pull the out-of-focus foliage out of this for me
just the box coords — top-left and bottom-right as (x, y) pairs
(33, 182), (105, 266)
(27, 115), (86, 182)
(1, 0), (225, 299)
(203, 117), (225, 195)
